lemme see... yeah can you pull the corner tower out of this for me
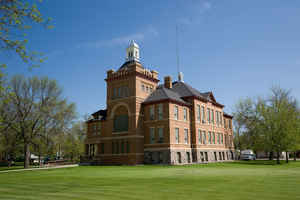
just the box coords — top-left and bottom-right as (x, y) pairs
(104, 41), (159, 165)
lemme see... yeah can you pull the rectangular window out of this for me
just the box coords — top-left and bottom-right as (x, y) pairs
(112, 142), (114, 154)
(141, 84), (145, 91)
(121, 141), (124, 153)
(116, 141), (119, 154)
(212, 132), (215, 144)
(150, 105), (155, 120)
(207, 108), (210, 123)
(158, 104), (163, 120)
(211, 109), (214, 124)
(208, 132), (211, 144)
(126, 141), (130, 153)
(175, 128), (179, 144)
(201, 106), (205, 124)
(98, 123), (101, 135)
(198, 129), (201, 144)
(221, 134), (224, 144)
(174, 106), (178, 120)
(101, 143), (104, 154)
(183, 108), (187, 121)
(217, 133), (220, 144)
(203, 131), (206, 144)
(158, 127), (164, 143)
(118, 87), (122, 97)
(197, 105), (201, 122)
(184, 129), (188, 144)
(150, 128), (155, 144)
(113, 88), (117, 99)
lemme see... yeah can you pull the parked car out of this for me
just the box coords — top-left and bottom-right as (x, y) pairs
(240, 150), (256, 160)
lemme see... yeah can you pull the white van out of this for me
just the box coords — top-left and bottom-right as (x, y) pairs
(240, 149), (256, 160)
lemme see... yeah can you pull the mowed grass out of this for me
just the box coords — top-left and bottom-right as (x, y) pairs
(0, 161), (299, 200)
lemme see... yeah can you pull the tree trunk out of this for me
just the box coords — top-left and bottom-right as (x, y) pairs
(24, 142), (30, 169)
(276, 152), (280, 164)
(269, 151), (274, 160)
(285, 152), (289, 163)
(294, 152), (297, 161)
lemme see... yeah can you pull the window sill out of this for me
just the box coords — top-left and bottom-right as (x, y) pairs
(112, 131), (128, 134)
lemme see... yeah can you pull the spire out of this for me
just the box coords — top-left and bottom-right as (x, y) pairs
(126, 40), (140, 62)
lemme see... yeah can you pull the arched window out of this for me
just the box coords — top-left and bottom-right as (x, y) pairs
(113, 105), (129, 132)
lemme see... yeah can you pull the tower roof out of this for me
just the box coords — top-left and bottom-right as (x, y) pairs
(129, 40), (139, 48)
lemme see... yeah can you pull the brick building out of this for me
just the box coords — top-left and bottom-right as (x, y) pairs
(83, 41), (235, 165)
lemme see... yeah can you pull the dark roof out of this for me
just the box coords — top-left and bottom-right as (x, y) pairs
(223, 112), (233, 118)
(143, 85), (189, 105)
(88, 109), (107, 122)
(118, 60), (142, 71)
(172, 81), (205, 99)
(142, 81), (224, 107)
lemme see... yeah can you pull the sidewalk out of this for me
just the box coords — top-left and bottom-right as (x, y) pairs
(0, 164), (78, 173)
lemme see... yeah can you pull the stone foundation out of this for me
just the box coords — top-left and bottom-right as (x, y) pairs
(144, 148), (235, 165)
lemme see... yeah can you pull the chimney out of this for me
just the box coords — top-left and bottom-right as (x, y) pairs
(164, 76), (172, 89)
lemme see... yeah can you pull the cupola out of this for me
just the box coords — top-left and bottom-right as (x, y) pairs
(126, 40), (140, 62)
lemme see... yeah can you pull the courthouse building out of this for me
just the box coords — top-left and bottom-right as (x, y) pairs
(83, 41), (235, 165)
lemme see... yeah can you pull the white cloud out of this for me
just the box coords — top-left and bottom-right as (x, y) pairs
(77, 26), (159, 49)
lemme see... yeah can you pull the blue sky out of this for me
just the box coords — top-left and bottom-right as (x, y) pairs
(2, 0), (300, 118)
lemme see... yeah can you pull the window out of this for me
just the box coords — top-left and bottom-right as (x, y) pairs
(212, 132), (215, 144)
(211, 110), (214, 124)
(98, 123), (101, 135)
(121, 141), (124, 153)
(174, 106), (178, 120)
(197, 105), (201, 122)
(158, 104), (163, 120)
(208, 132), (211, 144)
(113, 115), (128, 132)
(101, 143), (104, 154)
(217, 133), (220, 144)
(113, 88), (118, 99)
(183, 108), (187, 121)
(146, 86), (149, 93)
(150, 87), (153, 93)
(158, 127), (164, 143)
(112, 142), (114, 154)
(118, 87), (122, 97)
(175, 128), (179, 143)
(116, 141), (119, 154)
(198, 129), (202, 144)
(203, 131), (206, 144)
(207, 108), (210, 123)
(150, 105), (155, 120)
(229, 119), (232, 129)
(141, 84), (145, 91)
(150, 128), (155, 144)
(184, 129), (188, 144)
(126, 141), (130, 153)
(201, 106), (205, 123)
(221, 134), (224, 144)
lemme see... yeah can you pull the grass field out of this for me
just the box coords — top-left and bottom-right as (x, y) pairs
(0, 161), (299, 200)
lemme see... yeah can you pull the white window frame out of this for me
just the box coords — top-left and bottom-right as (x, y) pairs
(150, 127), (155, 144)
(158, 104), (163, 120)
(174, 105), (178, 120)
(183, 108), (187, 121)
(175, 128), (179, 144)
(184, 129), (188, 144)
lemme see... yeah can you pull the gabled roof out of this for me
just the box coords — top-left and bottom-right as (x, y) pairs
(143, 85), (189, 105)
(172, 81), (204, 99)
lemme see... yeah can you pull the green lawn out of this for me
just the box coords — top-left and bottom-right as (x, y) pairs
(0, 161), (299, 200)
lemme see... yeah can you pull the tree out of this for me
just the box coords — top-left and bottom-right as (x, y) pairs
(0, 75), (76, 168)
(233, 87), (300, 164)
(0, 0), (52, 69)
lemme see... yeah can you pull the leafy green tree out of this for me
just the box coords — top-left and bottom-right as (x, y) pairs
(0, 0), (52, 69)
(233, 87), (299, 164)
(0, 75), (75, 168)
